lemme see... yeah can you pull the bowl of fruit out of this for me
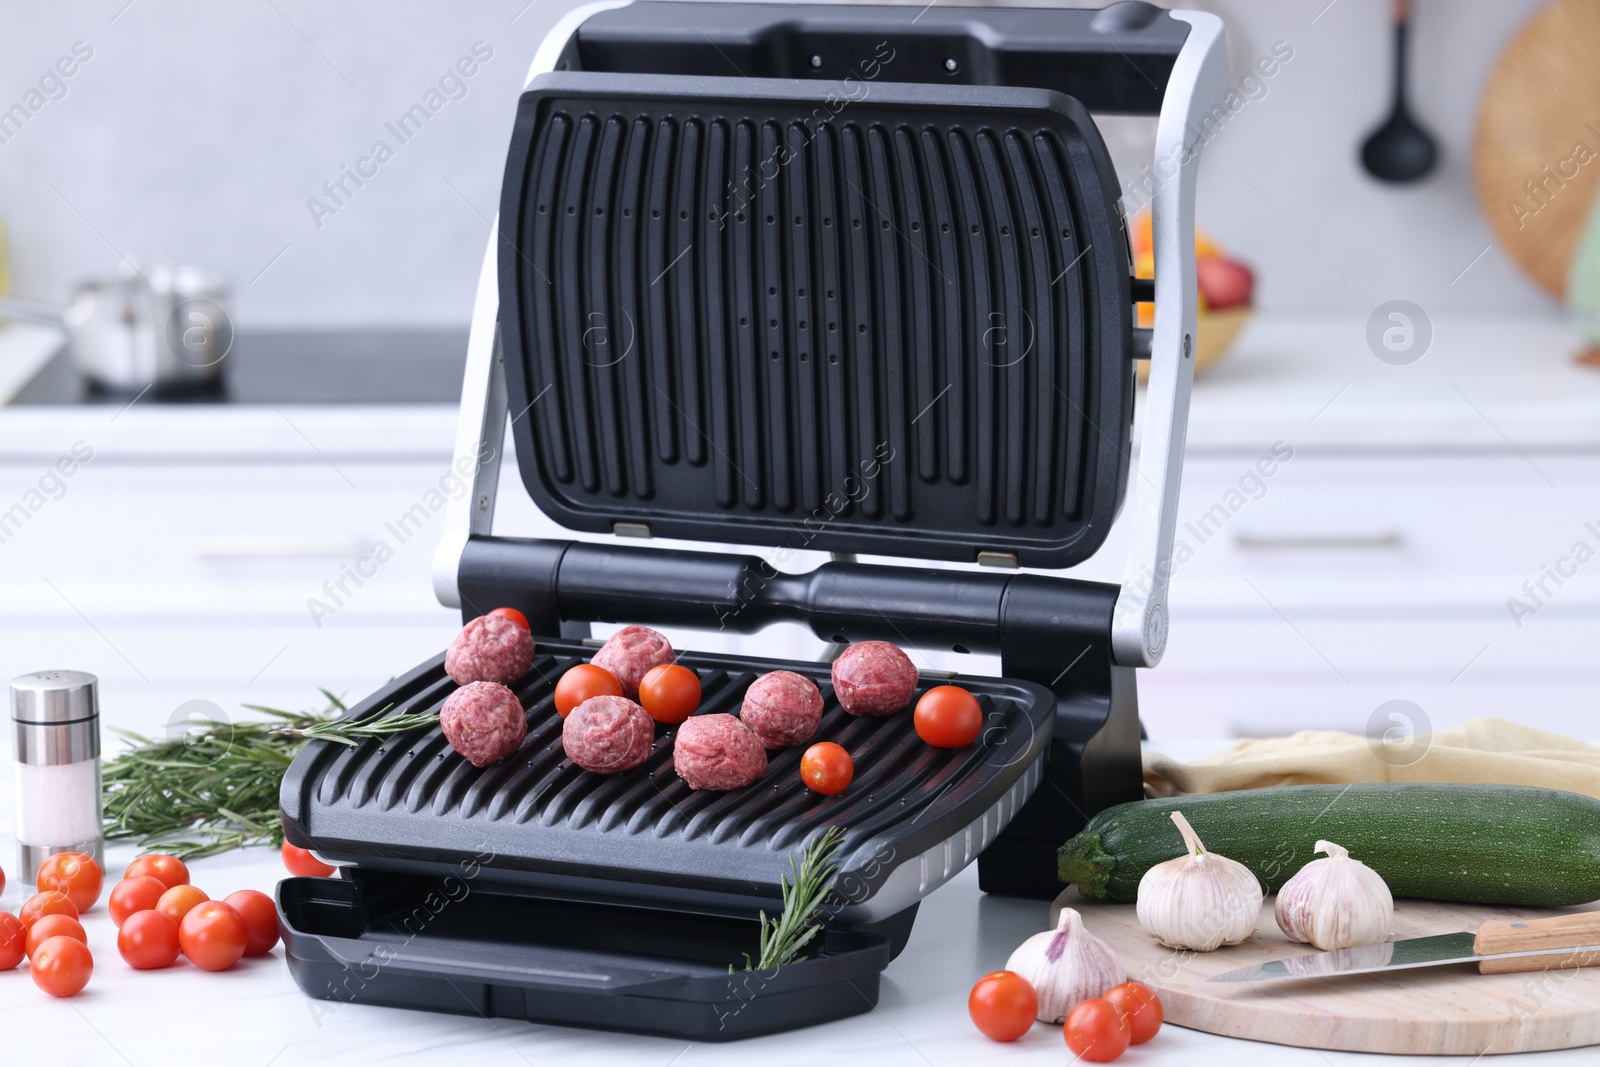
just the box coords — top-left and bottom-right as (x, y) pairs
(1130, 211), (1254, 381)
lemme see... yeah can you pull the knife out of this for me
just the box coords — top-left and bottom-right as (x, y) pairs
(1210, 911), (1600, 983)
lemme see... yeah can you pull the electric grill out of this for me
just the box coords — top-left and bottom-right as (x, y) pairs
(278, 0), (1226, 1040)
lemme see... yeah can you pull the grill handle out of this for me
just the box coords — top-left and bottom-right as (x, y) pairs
(457, 534), (1117, 665)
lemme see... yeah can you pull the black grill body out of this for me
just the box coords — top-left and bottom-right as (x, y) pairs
(278, 0), (1220, 1040)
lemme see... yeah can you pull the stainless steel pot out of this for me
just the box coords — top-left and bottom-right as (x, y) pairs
(1, 263), (233, 392)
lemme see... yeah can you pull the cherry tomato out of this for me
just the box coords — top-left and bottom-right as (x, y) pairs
(179, 900), (248, 972)
(109, 875), (169, 927)
(0, 864), (6, 898)
(281, 841), (335, 877)
(125, 853), (190, 891)
(638, 663), (701, 724)
(224, 890), (280, 957)
(1064, 998), (1131, 1062)
(118, 909), (181, 970)
(31, 935), (92, 998)
(26, 913), (87, 959)
(0, 912), (24, 970)
(36, 851), (103, 912)
(19, 891), (77, 928)
(156, 883), (209, 926)
(799, 742), (854, 796)
(1104, 981), (1163, 1044)
(968, 970), (1038, 1042)
(914, 685), (983, 749)
(488, 606), (530, 631)
(553, 664), (623, 718)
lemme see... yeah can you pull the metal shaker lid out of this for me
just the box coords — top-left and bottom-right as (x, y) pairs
(11, 670), (99, 724)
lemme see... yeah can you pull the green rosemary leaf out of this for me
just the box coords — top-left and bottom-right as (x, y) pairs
(746, 825), (846, 971)
(271, 704), (441, 747)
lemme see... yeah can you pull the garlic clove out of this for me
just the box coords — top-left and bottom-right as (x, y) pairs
(1135, 810), (1263, 952)
(1274, 838), (1393, 950)
(1003, 907), (1126, 1024)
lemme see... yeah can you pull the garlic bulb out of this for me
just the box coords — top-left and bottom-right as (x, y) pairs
(1136, 810), (1263, 951)
(1274, 839), (1393, 950)
(1003, 907), (1126, 1024)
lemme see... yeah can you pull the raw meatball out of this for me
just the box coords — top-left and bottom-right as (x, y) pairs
(446, 614), (535, 686)
(440, 681), (527, 768)
(674, 713), (768, 791)
(591, 625), (674, 699)
(563, 694), (655, 774)
(832, 641), (917, 716)
(740, 671), (823, 749)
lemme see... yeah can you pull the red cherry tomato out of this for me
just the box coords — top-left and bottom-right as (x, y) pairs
(799, 742), (854, 796)
(969, 970), (1038, 1042)
(109, 875), (169, 927)
(0, 912), (25, 970)
(0, 864), (6, 898)
(282, 841), (335, 877)
(124, 853), (190, 891)
(179, 900), (248, 972)
(1104, 981), (1163, 1044)
(224, 890), (281, 957)
(914, 685), (983, 748)
(31, 935), (92, 997)
(19, 891), (77, 928)
(488, 606), (531, 631)
(1064, 998), (1131, 1062)
(36, 851), (103, 912)
(637, 663), (700, 724)
(118, 909), (181, 970)
(156, 884), (209, 926)
(26, 913), (87, 959)
(553, 664), (623, 718)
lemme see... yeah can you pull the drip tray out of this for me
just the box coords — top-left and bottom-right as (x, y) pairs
(277, 870), (892, 1040)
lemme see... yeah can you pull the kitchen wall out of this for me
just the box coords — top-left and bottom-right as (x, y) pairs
(0, 0), (1559, 326)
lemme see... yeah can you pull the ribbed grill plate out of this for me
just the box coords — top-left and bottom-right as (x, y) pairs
(498, 74), (1132, 567)
(279, 639), (1055, 904)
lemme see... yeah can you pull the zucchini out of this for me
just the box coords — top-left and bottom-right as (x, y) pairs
(1058, 783), (1600, 906)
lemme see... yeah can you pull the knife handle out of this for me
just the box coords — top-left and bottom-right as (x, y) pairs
(1475, 912), (1600, 975)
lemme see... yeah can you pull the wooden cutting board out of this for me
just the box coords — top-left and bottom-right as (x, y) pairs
(1474, 0), (1600, 298)
(1052, 890), (1600, 1055)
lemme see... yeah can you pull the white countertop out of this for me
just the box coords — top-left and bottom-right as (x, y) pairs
(1178, 311), (1600, 452)
(2, 843), (1593, 1067)
(0, 744), (1592, 1066)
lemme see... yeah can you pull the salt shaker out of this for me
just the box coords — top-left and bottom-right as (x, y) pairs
(11, 670), (103, 883)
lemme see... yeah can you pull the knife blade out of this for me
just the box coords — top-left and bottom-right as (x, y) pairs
(1210, 933), (1600, 983)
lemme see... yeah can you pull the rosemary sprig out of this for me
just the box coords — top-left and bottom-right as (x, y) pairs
(742, 825), (846, 971)
(102, 691), (440, 860)
(270, 703), (437, 747)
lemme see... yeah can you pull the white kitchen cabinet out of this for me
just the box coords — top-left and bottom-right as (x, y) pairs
(1124, 313), (1600, 741)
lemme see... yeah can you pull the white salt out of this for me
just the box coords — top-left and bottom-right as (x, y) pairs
(15, 760), (101, 846)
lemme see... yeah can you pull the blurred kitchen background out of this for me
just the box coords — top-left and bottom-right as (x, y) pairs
(0, 0), (1595, 746)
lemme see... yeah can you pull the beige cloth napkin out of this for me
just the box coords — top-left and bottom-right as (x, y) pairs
(1143, 717), (1600, 800)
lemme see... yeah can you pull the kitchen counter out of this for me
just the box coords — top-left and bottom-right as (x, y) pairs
(2, 815), (1594, 1065)
(1176, 311), (1600, 452)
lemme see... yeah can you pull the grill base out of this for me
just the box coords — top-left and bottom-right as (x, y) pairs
(278, 870), (897, 1041)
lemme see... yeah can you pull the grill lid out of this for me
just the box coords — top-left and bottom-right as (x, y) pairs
(280, 639), (1055, 918)
(497, 73), (1133, 568)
